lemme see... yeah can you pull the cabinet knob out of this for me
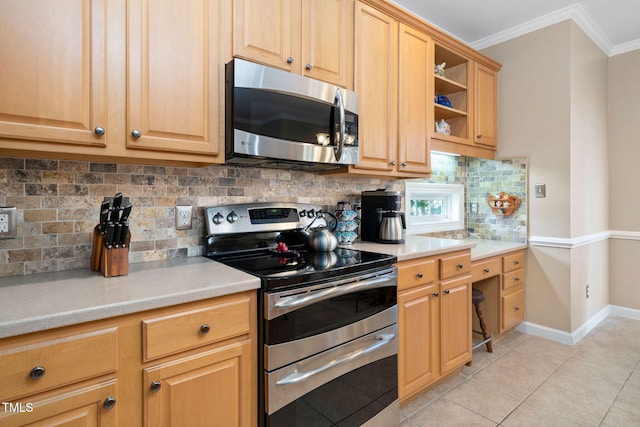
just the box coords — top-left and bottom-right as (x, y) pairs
(477, 134), (482, 139)
(483, 268), (490, 274)
(286, 57), (294, 64)
(416, 272), (423, 279)
(200, 323), (211, 334)
(150, 381), (162, 393)
(514, 276), (520, 282)
(305, 63), (312, 71)
(103, 396), (117, 410)
(131, 129), (141, 138)
(444, 289), (450, 295)
(432, 291), (439, 297)
(514, 305), (520, 311)
(514, 260), (520, 265)
(390, 161), (396, 166)
(29, 366), (46, 379)
(94, 127), (105, 136)
(456, 263), (464, 270)
(401, 162), (407, 167)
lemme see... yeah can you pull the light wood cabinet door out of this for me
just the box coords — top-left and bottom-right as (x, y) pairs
(302, 0), (354, 88)
(353, 2), (397, 172)
(474, 62), (498, 147)
(0, 379), (117, 427)
(398, 283), (439, 400)
(144, 340), (255, 427)
(398, 24), (432, 175)
(233, 0), (300, 73)
(502, 289), (525, 331)
(440, 276), (472, 374)
(0, 0), (107, 147)
(127, 0), (223, 156)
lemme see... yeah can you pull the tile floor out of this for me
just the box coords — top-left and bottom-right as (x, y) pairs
(399, 316), (640, 426)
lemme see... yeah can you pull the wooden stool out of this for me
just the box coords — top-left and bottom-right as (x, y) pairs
(472, 288), (493, 352)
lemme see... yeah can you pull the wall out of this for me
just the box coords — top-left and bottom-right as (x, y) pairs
(482, 20), (611, 335)
(0, 152), (527, 277)
(608, 49), (640, 310)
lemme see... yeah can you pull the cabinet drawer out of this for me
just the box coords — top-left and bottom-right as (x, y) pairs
(0, 328), (117, 400)
(503, 268), (525, 290)
(503, 251), (525, 273)
(471, 257), (501, 282)
(142, 293), (252, 361)
(440, 252), (471, 280)
(397, 258), (436, 291)
(502, 289), (524, 331)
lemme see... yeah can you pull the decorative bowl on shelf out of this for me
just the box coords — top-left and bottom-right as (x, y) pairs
(487, 192), (521, 216)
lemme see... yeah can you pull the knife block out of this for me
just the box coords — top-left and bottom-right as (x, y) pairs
(100, 232), (131, 278)
(90, 225), (103, 271)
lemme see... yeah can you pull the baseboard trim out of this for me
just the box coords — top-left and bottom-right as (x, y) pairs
(516, 304), (640, 345)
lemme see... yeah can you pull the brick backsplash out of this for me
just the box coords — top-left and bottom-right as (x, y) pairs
(0, 154), (526, 277)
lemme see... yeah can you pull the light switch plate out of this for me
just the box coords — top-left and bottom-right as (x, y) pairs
(175, 206), (193, 230)
(0, 207), (17, 239)
(535, 184), (546, 198)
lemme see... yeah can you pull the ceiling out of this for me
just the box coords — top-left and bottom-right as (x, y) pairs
(390, 0), (640, 56)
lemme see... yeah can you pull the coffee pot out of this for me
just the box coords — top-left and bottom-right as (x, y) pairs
(379, 211), (406, 243)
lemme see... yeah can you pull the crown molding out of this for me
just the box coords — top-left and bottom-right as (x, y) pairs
(469, 3), (639, 57)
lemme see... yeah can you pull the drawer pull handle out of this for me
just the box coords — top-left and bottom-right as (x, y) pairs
(103, 396), (116, 410)
(514, 260), (520, 265)
(456, 264), (464, 270)
(444, 289), (450, 295)
(200, 324), (211, 334)
(150, 381), (162, 393)
(29, 366), (46, 379)
(483, 268), (491, 273)
(514, 276), (520, 282)
(432, 292), (439, 297)
(515, 306), (520, 311)
(416, 272), (423, 279)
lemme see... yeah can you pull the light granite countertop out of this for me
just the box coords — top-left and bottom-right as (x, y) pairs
(347, 235), (527, 262)
(0, 257), (260, 339)
(0, 237), (527, 340)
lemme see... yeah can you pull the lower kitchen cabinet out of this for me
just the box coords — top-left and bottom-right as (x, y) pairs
(397, 250), (472, 402)
(0, 290), (257, 426)
(143, 340), (253, 427)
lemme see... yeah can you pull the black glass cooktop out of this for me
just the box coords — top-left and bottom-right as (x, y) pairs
(210, 247), (396, 291)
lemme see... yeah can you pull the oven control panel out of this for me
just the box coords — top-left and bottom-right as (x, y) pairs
(204, 203), (325, 236)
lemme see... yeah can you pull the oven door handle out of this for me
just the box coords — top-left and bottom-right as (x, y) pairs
(273, 274), (394, 311)
(276, 332), (395, 385)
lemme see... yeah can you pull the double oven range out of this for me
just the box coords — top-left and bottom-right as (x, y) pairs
(205, 202), (399, 426)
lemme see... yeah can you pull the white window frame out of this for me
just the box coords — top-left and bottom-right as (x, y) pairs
(404, 182), (464, 234)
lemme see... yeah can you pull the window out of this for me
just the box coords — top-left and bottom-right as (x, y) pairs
(404, 182), (464, 234)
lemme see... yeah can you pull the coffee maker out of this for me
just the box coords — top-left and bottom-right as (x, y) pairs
(361, 189), (406, 244)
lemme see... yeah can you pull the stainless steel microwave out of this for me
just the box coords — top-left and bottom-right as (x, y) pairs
(225, 59), (359, 170)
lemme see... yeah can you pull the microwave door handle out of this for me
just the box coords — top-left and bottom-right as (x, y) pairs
(334, 88), (345, 161)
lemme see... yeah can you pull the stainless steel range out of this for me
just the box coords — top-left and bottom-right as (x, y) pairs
(204, 202), (399, 427)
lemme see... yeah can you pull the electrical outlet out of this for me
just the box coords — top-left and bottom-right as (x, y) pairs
(175, 206), (193, 230)
(0, 207), (17, 239)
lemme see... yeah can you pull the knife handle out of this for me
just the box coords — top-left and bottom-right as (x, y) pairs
(105, 223), (115, 248)
(119, 223), (129, 247)
(120, 204), (132, 223)
(113, 223), (123, 248)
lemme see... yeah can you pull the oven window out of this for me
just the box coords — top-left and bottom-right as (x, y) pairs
(265, 286), (397, 346)
(267, 355), (397, 427)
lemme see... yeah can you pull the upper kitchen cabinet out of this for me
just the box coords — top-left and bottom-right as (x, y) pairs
(233, 0), (354, 88)
(338, 3), (431, 178)
(0, 0), (228, 166)
(0, 0), (108, 148)
(474, 62), (498, 148)
(431, 41), (501, 159)
(127, 0), (225, 156)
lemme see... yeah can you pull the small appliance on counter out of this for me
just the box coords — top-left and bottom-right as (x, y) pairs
(361, 189), (406, 244)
